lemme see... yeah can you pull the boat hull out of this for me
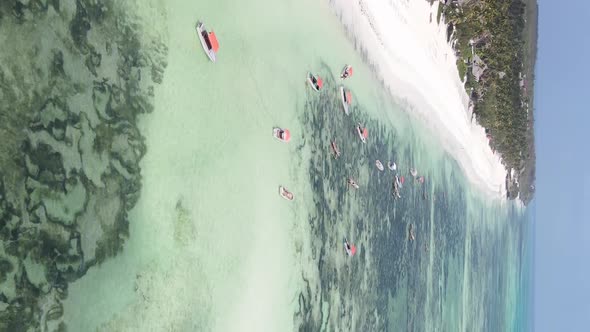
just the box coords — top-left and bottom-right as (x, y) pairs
(344, 240), (352, 256)
(273, 128), (289, 142)
(375, 160), (384, 171)
(196, 21), (217, 62)
(388, 161), (396, 171)
(279, 186), (294, 201)
(356, 125), (366, 143)
(340, 65), (352, 79)
(307, 72), (320, 92)
(340, 86), (350, 115)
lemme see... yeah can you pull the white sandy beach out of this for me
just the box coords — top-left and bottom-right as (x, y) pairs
(328, 0), (507, 198)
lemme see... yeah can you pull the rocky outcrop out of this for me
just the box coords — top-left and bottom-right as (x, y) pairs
(0, 1), (167, 330)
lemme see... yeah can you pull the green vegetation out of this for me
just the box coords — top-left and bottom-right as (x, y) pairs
(442, 0), (537, 203)
(457, 59), (467, 80)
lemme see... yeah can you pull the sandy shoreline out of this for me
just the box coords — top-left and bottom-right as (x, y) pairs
(327, 0), (507, 199)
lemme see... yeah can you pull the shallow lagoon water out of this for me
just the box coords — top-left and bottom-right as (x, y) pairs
(55, 0), (531, 331)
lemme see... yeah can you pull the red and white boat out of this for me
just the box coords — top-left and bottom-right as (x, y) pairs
(307, 72), (323, 92)
(340, 86), (352, 115)
(331, 141), (341, 158)
(340, 65), (353, 79)
(355, 124), (367, 143)
(196, 21), (219, 62)
(344, 238), (356, 257)
(279, 186), (294, 201)
(273, 127), (291, 143)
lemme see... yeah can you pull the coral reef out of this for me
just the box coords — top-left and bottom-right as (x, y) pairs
(0, 1), (167, 330)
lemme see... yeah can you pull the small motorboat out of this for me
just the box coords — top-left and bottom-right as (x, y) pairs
(344, 238), (356, 257)
(331, 141), (341, 158)
(388, 161), (397, 171)
(307, 72), (323, 92)
(355, 124), (367, 143)
(273, 127), (291, 143)
(340, 65), (353, 79)
(347, 177), (359, 189)
(279, 186), (294, 201)
(339, 86), (352, 115)
(409, 224), (415, 241)
(410, 168), (418, 177)
(375, 160), (384, 171)
(196, 21), (219, 62)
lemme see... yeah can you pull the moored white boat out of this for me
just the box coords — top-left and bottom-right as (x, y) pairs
(340, 86), (352, 115)
(344, 238), (356, 256)
(340, 65), (353, 79)
(388, 161), (397, 171)
(196, 21), (219, 62)
(307, 72), (323, 92)
(273, 127), (291, 143)
(375, 160), (384, 171)
(356, 124), (367, 143)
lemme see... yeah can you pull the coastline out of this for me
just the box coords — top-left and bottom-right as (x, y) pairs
(327, 0), (508, 200)
(0, 0), (532, 330)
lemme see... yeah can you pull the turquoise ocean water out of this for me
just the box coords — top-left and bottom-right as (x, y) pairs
(62, 0), (532, 330)
(292, 70), (533, 331)
(0, 0), (532, 330)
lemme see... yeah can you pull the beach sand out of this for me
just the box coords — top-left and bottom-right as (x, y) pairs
(328, 0), (507, 198)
